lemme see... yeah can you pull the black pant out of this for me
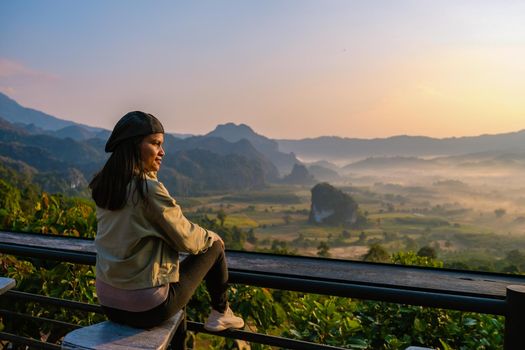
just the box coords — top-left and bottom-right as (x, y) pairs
(102, 240), (229, 329)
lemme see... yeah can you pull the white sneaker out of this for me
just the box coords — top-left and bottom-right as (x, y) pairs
(204, 306), (245, 332)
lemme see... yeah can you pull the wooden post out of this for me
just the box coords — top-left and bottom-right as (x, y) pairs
(171, 307), (187, 350)
(505, 285), (525, 350)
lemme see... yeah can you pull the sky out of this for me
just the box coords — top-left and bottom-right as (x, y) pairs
(0, 0), (524, 139)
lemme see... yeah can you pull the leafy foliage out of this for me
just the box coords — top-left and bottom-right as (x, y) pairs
(363, 243), (390, 263)
(0, 254), (104, 343)
(357, 301), (503, 349)
(283, 293), (367, 349)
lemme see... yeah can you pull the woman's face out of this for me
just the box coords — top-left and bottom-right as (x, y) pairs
(140, 133), (165, 172)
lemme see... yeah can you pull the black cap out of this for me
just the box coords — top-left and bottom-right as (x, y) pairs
(105, 111), (164, 152)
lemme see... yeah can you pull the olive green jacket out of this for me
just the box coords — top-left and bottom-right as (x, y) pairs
(95, 172), (213, 289)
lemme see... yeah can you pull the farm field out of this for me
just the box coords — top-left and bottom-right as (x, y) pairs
(182, 169), (525, 270)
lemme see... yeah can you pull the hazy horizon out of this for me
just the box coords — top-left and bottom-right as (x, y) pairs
(4, 91), (525, 141)
(4, 90), (525, 141)
(1, 1), (524, 139)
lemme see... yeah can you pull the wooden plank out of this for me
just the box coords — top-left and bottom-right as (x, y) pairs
(61, 309), (184, 350)
(2, 230), (525, 300)
(0, 277), (15, 295)
(0, 231), (95, 253)
(227, 251), (525, 299)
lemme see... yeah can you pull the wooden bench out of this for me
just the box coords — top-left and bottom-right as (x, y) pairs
(0, 277), (15, 296)
(61, 309), (186, 350)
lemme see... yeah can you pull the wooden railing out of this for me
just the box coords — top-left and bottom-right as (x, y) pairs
(1, 230), (525, 349)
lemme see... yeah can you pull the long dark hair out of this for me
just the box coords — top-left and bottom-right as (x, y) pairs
(89, 136), (148, 210)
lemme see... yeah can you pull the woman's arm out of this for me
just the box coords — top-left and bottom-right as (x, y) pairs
(144, 180), (215, 254)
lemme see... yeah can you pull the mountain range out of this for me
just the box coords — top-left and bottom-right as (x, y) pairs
(206, 123), (299, 174)
(0, 92), (300, 195)
(1, 91), (525, 195)
(0, 92), (107, 138)
(277, 130), (525, 163)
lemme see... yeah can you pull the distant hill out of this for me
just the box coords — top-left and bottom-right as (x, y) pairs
(0, 114), (273, 195)
(160, 148), (266, 195)
(0, 118), (105, 165)
(52, 125), (110, 140)
(343, 156), (436, 172)
(0, 94), (282, 194)
(0, 118), (274, 195)
(207, 123), (274, 151)
(340, 152), (525, 173)
(207, 123), (299, 175)
(277, 131), (525, 162)
(0, 92), (105, 135)
(0, 117), (106, 194)
(307, 160), (340, 172)
(165, 134), (279, 182)
(17, 123), (111, 141)
(281, 163), (316, 185)
(307, 164), (341, 182)
(436, 151), (525, 170)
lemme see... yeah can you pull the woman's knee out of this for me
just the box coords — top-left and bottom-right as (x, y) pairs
(209, 240), (227, 266)
(210, 239), (225, 253)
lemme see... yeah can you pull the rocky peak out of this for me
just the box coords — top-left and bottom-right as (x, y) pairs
(282, 163), (316, 185)
(308, 182), (358, 225)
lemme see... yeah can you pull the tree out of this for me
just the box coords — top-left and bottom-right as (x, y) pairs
(404, 236), (418, 251)
(504, 249), (525, 271)
(246, 228), (257, 245)
(270, 239), (294, 255)
(0, 179), (22, 227)
(228, 225), (246, 250)
(363, 244), (390, 263)
(417, 246), (437, 259)
(501, 264), (520, 274)
(317, 241), (331, 258)
(494, 208), (506, 218)
(217, 209), (227, 226)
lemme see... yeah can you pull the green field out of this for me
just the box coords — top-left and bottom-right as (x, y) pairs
(180, 177), (525, 270)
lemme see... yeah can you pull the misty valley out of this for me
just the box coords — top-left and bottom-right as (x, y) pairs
(180, 158), (525, 273)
